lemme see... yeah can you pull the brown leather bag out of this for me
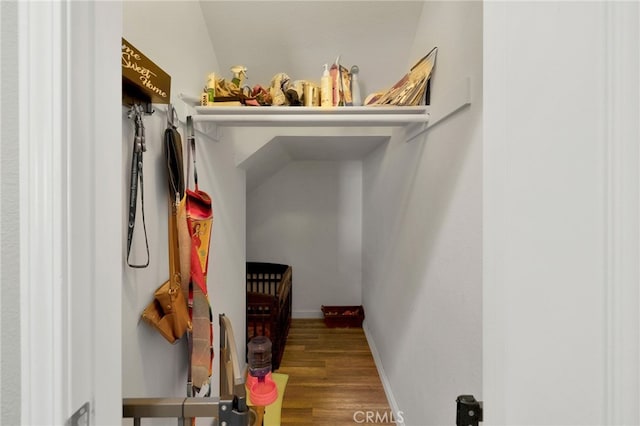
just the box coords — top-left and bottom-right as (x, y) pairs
(141, 277), (190, 344)
(141, 106), (191, 344)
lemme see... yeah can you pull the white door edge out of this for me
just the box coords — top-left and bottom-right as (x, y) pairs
(483, 2), (639, 424)
(602, 2), (640, 424)
(19, 1), (68, 423)
(19, 2), (123, 424)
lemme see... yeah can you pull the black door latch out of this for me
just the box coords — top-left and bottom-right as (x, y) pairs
(456, 395), (483, 426)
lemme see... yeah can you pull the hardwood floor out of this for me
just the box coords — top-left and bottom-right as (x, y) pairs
(277, 319), (395, 425)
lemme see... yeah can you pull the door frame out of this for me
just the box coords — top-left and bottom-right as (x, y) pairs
(18, 1), (123, 424)
(483, 2), (639, 424)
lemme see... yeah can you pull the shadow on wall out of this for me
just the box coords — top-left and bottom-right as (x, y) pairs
(362, 105), (481, 423)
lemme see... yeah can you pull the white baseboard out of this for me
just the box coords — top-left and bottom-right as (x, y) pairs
(292, 310), (324, 319)
(363, 320), (405, 426)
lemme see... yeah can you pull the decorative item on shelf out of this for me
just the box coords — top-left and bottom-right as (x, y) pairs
(195, 58), (367, 108)
(365, 46), (438, 106)
(350, 65), (362, 106)
(303, 82), (320, 106)
(210, 96), (243, 107)
(286, 80), (312, 106)
(320, 64), (332, 108)
(200, 92), (209, 106)
(319, 56), (356, 107)
(269, 73), (291, 106)
(230, 65), (248, 87)
(326, 55), (353, 106)
(330, 57), (340, 106)
(248, 85), (271, 106)
(206, 73), (216, 105)
(339, 63), (353, 106)
(199, 70), (265, 107)
(209, 73), (243, 99)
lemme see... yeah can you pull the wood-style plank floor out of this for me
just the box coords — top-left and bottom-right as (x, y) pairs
(276, 319), (395, 425)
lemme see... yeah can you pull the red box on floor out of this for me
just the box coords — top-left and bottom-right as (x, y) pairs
(321, 305), (365, 328)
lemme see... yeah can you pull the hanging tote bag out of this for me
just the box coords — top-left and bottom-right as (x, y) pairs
(140, 274), (190, 343)
(140, 214), (191, 343)
(141, 106), (192, 344)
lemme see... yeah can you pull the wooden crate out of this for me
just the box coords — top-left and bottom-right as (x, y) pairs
(321, 305), (365, 328)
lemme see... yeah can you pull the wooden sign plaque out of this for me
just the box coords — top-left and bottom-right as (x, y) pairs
(122, 38), (171, 105)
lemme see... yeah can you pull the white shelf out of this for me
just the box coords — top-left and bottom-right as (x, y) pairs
(179, 75), (472, 141)
(191, 106), (429, 128)
(179, 93), (429, 129)
(194, 105), (428, 116)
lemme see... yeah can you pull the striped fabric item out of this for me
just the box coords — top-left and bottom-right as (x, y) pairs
(186, 187), (214, 396)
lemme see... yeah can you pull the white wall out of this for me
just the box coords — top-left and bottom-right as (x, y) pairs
(362, 2), (482, 425)
(1, 1), (21, 423)
(247, 161), (362, 317)
(483, 2), (639, 424)
(122, 1), (246, 413)
(200, 1), (424, 99)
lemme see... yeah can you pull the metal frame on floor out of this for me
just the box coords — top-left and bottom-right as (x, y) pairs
(123, 314), (253, 426)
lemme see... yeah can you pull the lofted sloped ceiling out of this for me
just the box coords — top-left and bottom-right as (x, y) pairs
(199, 1), (425, 99)
(242, 135), (390, 192)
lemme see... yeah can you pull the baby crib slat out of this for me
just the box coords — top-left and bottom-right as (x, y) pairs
(246, 262), (292, 371)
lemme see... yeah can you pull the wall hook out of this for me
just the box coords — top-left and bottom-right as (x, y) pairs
(122, 80), (155, 115)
